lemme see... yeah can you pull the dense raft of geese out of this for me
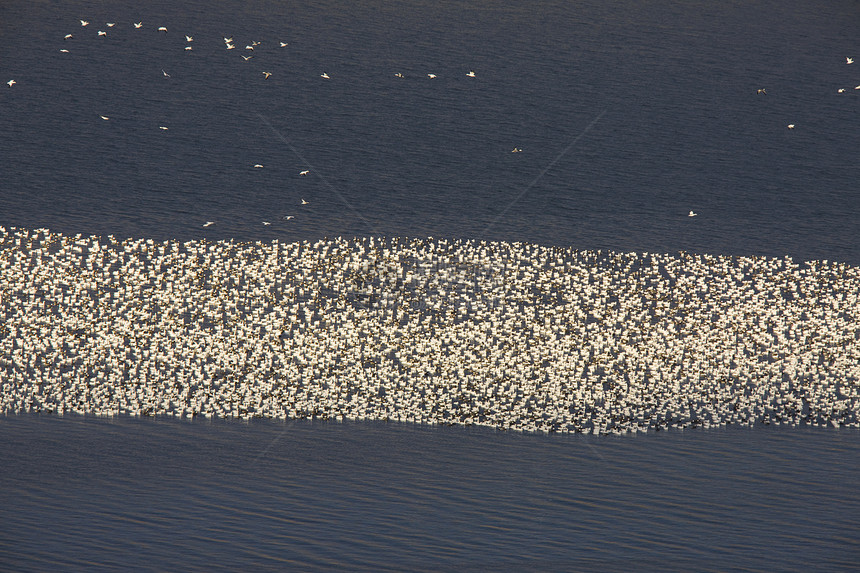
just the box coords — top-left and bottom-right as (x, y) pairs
(1, 226), (858, 434)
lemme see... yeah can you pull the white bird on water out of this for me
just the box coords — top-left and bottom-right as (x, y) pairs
(64, 34), (73, 40)
(98, 30), (107, 37)
(185, 35), (193, 42)
(688, 210), (697, 217)
(134, 22), (143, 29)
(7, 79), (16, 87)
(299, 170), (309, 176)
(787, 124), (795, 129)
(301, 198), (309, 205)
(162, 69), (170, 78)
(262, 71), (272, 79)
(241, 55), (253, 61)
(159, 126), (168, 130)
(279, 41), (289, 47)
(106, 22), (115, 27)
(80, 20), (89, 27)
(427, 73), (436, 79)
(320, 72), (330, 79)
(262, 221), (271, 226)
(254, 164), (264, 168)
(284, 215), (294, 220)
(202, 221), (215, 227)
(466, 70), (476, 77)
(847, 57), (854, 64)
(158, 26), (167, 32)
(100, 115), (109, 120)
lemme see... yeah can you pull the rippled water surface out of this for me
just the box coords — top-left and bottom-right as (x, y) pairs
(2, 415), (859, 571)
(2, 0), (860, 569)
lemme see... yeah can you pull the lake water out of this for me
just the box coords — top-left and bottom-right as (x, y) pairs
(2, 415), (859, 571)
(1, 0), (859, 569)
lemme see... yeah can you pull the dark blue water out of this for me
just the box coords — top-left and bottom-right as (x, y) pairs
(2, 415), (859, 571)
(2, 0), (860, 569)
(2, 0), (859, 263)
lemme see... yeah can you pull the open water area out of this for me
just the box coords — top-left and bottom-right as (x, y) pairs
(1, 0), (859, 569)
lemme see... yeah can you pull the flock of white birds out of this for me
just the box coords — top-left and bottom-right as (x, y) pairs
(1, 226), (858, 433)
(3, 19), (859, 434)
(7, 19), (478, 88)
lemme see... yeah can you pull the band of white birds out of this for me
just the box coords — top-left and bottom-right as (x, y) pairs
(1, 226), (858, 433)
